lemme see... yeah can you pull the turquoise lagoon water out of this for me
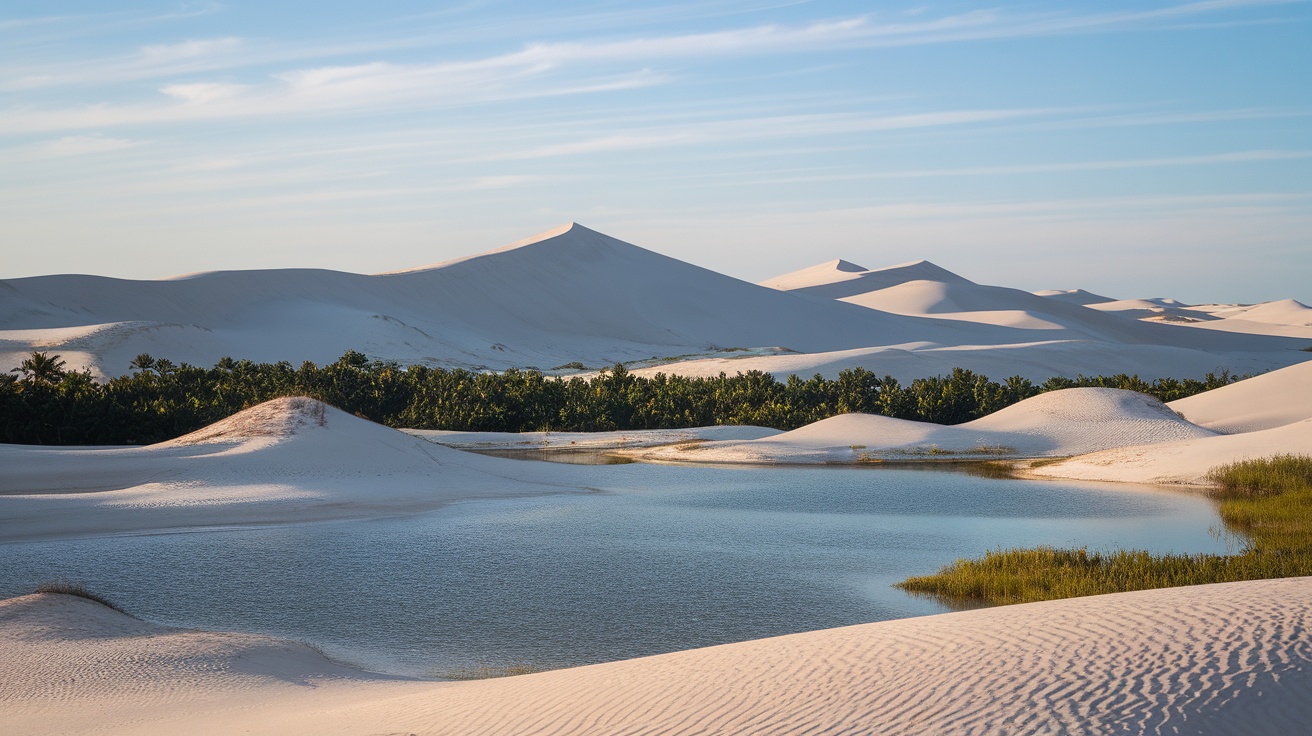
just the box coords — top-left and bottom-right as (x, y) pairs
(0, 463), (1228, 677)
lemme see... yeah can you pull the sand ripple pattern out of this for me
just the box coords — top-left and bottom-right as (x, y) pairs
(409, 578), (1312, 736)
(4, 578), (1312, 735)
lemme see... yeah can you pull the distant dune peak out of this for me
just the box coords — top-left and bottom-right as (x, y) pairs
(864, 259), (971, 284)
(504, 221), (592, 248)
(831, 259), (868, 273)
(384, 221), (637, 275)
(1034, 288), (1117, 305)
(761, 257), (972, 296)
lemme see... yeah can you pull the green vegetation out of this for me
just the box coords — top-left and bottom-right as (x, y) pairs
(438, 663), (547, 680)
(1, 350), (1241, 445)
(34, 581), (127, 614)
(897, 455), (1312, 606)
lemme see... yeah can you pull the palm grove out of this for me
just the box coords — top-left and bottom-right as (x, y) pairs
(2, 350), (1241, 445)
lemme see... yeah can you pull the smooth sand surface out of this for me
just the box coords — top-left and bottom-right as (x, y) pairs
(4, 577), (1311, 735)
(0, 397), (588, 543)
(1168, 360), (1312, 433)
(636, 388), (1216, 464)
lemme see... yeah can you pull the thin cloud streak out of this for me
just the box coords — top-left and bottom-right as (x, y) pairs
(733, 150), (1312, 185)
(482, 108), (1065, 160)
(0, 134), (141, 163)
(2, 0), (1303, 94)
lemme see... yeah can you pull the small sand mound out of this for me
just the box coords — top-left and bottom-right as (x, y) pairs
(637, 388), (1214, 464)
(969, 388), (1215, 455)
(0, 592), (370, 708)
(975, 387), (1181, 425)
(163, 397), (328, 446)
(1231, 298), (1312, 326)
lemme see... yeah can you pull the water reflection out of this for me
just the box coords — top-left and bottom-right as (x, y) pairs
(0, 465), (1224, 677)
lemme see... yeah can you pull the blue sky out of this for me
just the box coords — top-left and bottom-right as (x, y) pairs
(2, 1), (1309, 303)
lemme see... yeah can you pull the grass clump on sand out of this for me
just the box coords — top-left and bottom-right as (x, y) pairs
(897, 455), (1312, 606)
(438, 663), (547, 680)
(34, 581), (128, 614)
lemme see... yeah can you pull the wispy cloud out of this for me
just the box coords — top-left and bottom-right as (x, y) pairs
(733, 150), (1312, 185)
(484, 108), (1065, 160)
(0, 134), (140, 163)
(3, 0), (1303, 95)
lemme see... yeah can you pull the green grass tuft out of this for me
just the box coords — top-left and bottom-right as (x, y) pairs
(898, 455), (1312, 606)
(437, 663), (547, 680)
(34, 581), (128, 614)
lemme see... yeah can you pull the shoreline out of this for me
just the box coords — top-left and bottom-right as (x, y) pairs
(5, 577), (1310, 734)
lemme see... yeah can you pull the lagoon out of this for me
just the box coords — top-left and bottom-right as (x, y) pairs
(0, 463), (1228, 677)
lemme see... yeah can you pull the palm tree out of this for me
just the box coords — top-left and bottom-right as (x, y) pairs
(12, 352), (67, 384)
(129, 354), (157, 373)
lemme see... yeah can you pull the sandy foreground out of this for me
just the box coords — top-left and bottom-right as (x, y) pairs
(3, 578), (1310, 736)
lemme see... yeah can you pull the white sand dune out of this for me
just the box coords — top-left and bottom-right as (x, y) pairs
(767, 259), (1201, 341)
(1085, 297), (1218, 323)
(1071, 297), (1312, 337)
(1167, 360), (1312, 433)
(752, 258), (1306, 379)
(1178, 300), (1312, 339)
(4, 226), (1305, 384)
(5, 577), (1311, 735)
(0, 397), (583, 543)
(759, 258), (973, 297)
(1211, 298), (1312, 326)
(1034, 287), (1117, 305)
(636, 388), (1214, 464)
(1183, 318), (1312, 339)
(0, 224), (1040, 381)
(837, 279), (1189, 340)
(1030, 417), (1312, 486)
(629, 339), (1312, 382)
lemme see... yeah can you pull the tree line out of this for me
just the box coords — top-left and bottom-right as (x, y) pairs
(1, 350), (1242, 445)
